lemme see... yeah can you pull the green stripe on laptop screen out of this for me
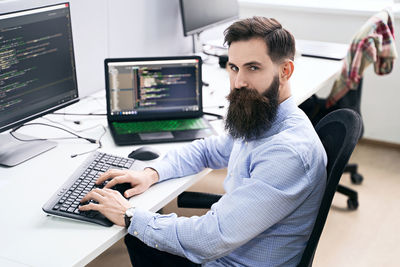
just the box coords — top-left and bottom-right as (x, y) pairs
(112, 118), (208, 135)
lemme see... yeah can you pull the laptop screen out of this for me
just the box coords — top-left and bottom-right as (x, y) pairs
(105, 56), (203, 121)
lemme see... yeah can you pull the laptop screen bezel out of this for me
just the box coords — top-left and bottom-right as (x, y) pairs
(104, 56), (203, 122)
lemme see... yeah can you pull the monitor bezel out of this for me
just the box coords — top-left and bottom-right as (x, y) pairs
(0, 2), (79, 133)
(179, 0), (239, 36)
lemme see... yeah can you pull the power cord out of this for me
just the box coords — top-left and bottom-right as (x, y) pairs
(202, 50), (228, 68)
(51, 112), (106, 116)
(40, 117), (108, 158)
(42, 116), (104, 133)
(9, 122), (106, 158)
(48, 111), (106, 126)
(10, 123), (97, 142)
(203, 112), (224, 120)
(70, 125), (106, 158)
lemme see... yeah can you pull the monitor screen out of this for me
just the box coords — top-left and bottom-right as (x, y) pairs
(179, 0), (239, 36)
(105, 57), (202, 121)
(0, 3), (79, 133)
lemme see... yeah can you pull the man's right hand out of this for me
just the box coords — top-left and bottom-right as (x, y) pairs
(96, 168), (160, 198)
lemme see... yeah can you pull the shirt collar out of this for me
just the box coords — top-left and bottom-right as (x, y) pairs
(273, 95), (297, 125)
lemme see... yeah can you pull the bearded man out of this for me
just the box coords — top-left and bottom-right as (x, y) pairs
(80, 16), (327, 267)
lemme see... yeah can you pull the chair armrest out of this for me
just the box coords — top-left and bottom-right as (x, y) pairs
(177, 191), (222, 209)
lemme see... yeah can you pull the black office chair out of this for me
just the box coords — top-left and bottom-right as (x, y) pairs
(299, 79), (364, 210)
(178, 109), (362, 267)
(297, 108), (362, 266)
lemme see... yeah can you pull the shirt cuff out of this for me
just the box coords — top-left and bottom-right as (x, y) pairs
(127, 207), (156, 244)
(145, 161), (175, 182)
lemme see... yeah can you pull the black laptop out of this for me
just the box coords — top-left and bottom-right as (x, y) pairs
(104, 56), (216, 145)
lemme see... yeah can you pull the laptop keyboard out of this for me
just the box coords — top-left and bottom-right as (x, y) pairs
(112, 118), (208, 134)
(42, 151), (135, 227)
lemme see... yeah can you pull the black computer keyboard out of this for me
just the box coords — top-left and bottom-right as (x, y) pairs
(42, 151), (136, 227)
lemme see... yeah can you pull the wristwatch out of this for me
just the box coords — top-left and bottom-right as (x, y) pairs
(124, 207), (135, 228)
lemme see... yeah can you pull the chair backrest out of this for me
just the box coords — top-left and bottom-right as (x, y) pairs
(298, 80), (363, 136)
(335, 79), (363, 115)
(335, 79), (364, 137)
(297, 108), (362, 267)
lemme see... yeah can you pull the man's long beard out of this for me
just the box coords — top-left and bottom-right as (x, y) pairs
(225, 76), (280, 140)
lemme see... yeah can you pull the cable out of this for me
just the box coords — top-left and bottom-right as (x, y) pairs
(202, 50), (220, 57)
(50, 112), (106, 116)
(41, 116), (104, 133)
(70, 125), (106, 158)
(204, 105), (225, 109)
(10, 123), (97, 143)
(203, 112), (224, 120)
(9, 122), (107, 158)
(47, 109), (106, 126)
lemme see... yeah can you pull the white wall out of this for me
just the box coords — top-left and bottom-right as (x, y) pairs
(239, 1), (400, 144)
(107, 0), (192, 58)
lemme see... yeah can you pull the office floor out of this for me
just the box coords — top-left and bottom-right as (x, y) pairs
(87, 141), (400, 267)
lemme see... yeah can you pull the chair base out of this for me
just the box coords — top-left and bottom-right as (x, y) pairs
(340, 162), (362, 210)
(344, 163), (364, 184)
(336, 184), (359, 210)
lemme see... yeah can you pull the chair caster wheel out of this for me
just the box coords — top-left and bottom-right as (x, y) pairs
(351, 173), (363, 184)
(347, 198), (359, 210)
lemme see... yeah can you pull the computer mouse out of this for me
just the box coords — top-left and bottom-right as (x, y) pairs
(128, 146), (160, 161)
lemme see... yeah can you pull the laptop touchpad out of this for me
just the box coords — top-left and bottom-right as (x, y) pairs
(139, 132), (174, 140)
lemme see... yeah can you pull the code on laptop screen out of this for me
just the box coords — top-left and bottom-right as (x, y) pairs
(107, 58), (201, 117)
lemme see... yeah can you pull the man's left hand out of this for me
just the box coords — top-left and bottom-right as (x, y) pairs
(79, 188), (131, 227)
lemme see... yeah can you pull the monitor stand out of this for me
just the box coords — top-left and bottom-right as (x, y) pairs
(0, 133), (57, 167)
(191, 33), (202, 54)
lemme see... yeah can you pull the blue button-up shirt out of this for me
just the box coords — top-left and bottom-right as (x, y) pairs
(129, 96), (327, 266)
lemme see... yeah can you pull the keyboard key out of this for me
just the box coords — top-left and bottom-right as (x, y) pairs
(67, 207), (75, 213)
(125, 163), (132, 168)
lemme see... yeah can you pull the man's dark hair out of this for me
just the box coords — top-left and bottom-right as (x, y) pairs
(224, 16), (295, 63)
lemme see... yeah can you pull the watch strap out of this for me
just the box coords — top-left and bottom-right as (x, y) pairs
(124, 207), (135, 228)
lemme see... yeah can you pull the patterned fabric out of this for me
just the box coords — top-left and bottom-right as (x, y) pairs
(326, 9), (397, 108)
(128, 96), (327, 266)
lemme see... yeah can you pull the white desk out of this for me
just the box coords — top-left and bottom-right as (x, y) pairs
(0, 56), (342, 267)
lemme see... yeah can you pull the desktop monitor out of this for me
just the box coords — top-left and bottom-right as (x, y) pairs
(179, 0), (239, 52)
(0, 3), (79, 166)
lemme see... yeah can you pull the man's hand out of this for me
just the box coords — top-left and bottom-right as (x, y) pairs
(96, 168), (159, 198)
(79, 168), (158, 226)
(79, 188), (131, 227)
